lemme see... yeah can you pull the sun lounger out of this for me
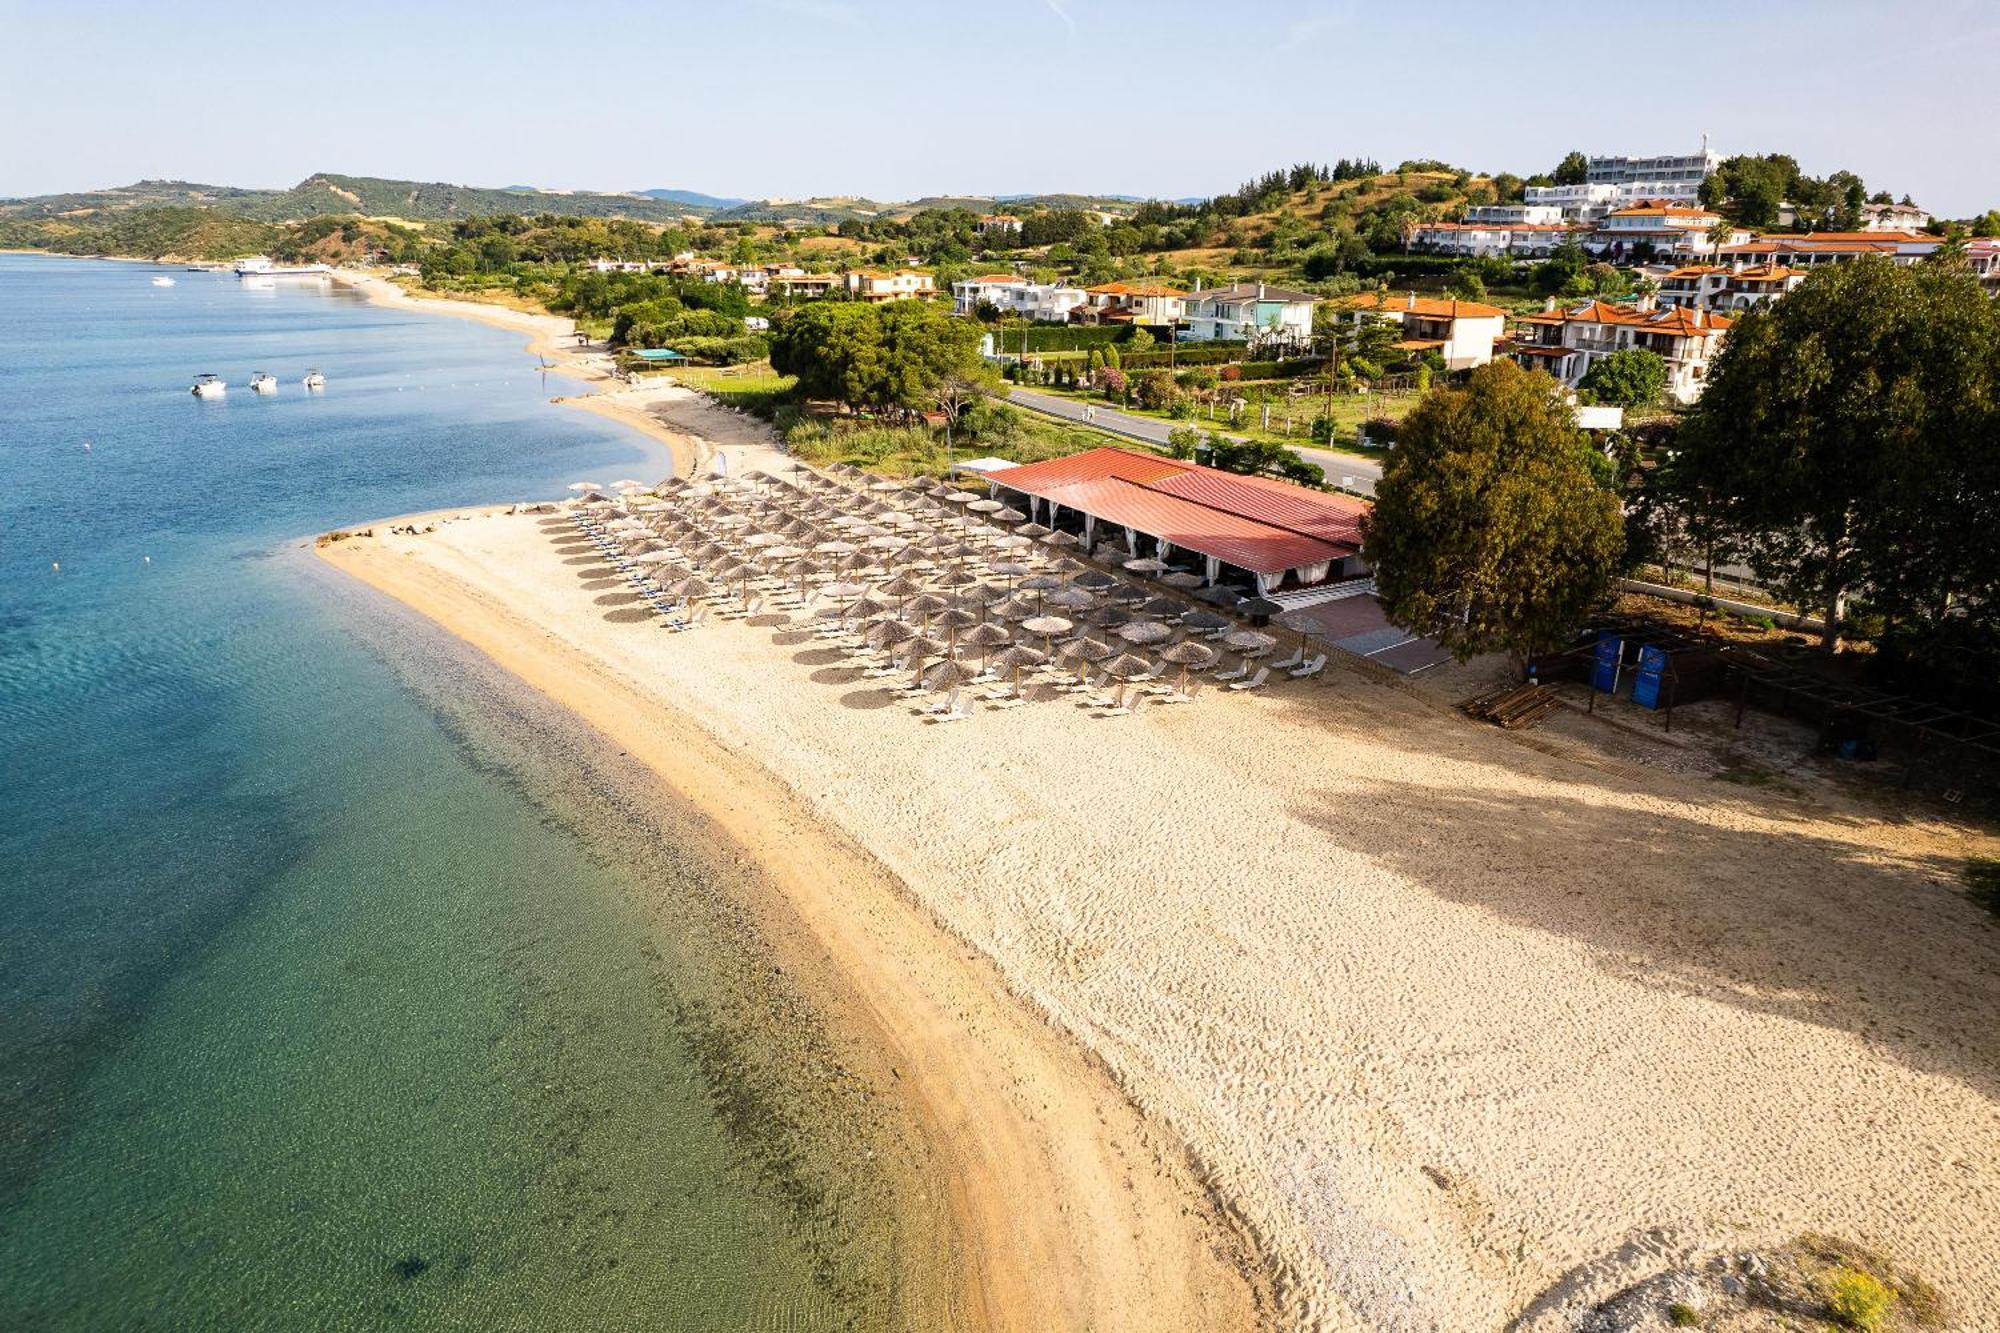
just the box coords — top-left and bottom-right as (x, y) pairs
(1215, 662), (1249, 682)
(1228, 666), (1271, 692)
(916, 688), (959, 716)
(1271, 648), (1306, 671)
(1288, 654), (1327, 680)
(928, 692), (975, 723)
(1158, 677), (1205, 705)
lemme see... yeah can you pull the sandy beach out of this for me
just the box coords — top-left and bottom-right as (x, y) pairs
(318, 466), (2000, 1330)
(332, 269), (766, 485)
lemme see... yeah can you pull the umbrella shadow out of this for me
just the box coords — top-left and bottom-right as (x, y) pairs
(771, 630), (817, 647)
(579, 577), (621, 591)
(601, 607), (655, 625)
(593, 590), (640, 607)
(838, 688), (903, 711)
(561, 553), (607, 567)
(793, 648), (849, 667)
(1286, 775), (2000, 1100)
(746, 613), (793, 628)
(810, 666), (865, 686)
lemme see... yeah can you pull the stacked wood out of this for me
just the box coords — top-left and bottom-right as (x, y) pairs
(1461, 682), (1562, 730)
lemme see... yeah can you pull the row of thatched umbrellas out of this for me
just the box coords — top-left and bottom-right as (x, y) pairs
(569, 465), (1286, 709)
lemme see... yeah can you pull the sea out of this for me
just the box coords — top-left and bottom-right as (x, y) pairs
(0, 254), (912, 1330)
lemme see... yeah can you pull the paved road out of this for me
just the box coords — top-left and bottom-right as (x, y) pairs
(1004, 387), (1383, 497)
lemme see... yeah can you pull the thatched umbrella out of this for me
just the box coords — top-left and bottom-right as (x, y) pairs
(866, 619), (920, 652)
(991, 560), (1034, 581)
(922, 657), (979, 693)
(1043, 585), (1096, 612)
(1040, 529), (1083, 550)
(1072, 569), (1117, 590)
(1139, 596), (1185, 619)
(905, 592), (953, 622)
(1089, 604), (1134, 629)
(993, 596), (1039, 622)
(1057, 636), (1113, 688)
(1015, 522), (1052, 539)
(1180, 609), (1231, 635)
(1158, 639), (1219, 692)
(992, 507), (1027, 524)
(1021, 615), (1073, 655)
(990, 643), (1047, 698)
(1099, 653), (1154, 706)
(966, 498), (1003, 515)
(961, 621), (1012, 671)
(878, 573), (925, 610)
(1275, 609), (1323, 661)
(842, 594), (891, 622)
(1123, 556), (1170, 575)
(1115, 620), (1172, 650)
(1160, 571), (1205, 589)
(1222, 629), (1276, 671)
(669, 576), (714, 600)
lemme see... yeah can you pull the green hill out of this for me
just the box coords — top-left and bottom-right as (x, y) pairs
(0, 174), (714, 225)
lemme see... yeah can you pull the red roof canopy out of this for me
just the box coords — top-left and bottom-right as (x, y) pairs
(990, 448), (1367, 575)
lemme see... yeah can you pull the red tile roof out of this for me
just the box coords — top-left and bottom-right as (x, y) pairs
(1341, 291), (1507, 320)
(990, 448), (1365, 575)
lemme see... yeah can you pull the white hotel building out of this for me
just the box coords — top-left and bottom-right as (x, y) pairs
(1526, 147), (1723, 221)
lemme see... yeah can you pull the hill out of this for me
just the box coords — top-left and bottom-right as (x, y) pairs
(0, 206), (283, 261)
(0, 174), (713, 225)
(634, 187), (745, 209)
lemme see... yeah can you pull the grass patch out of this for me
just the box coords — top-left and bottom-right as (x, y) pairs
(784, 402), (1130, 478)
(1820, 1267), (1893, 1330)
(1665, 1301), (1700, 1327)
(669, 365), (798, 420)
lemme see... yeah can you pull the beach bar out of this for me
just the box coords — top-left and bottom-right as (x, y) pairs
(987, 447), (1369, 595)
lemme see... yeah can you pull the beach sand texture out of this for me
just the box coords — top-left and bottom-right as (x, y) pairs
(321, 496), (2000, 1332)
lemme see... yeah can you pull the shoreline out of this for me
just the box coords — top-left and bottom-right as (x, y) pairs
(316, 511), (1268, 1331)
(330, 267), (766, 484)
(314, 491), (2000, 1331)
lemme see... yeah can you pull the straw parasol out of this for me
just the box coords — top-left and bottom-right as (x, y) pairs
(1123, 556), (1170, 574)
(1157, 639), (1219, 692)
(1043, 586), (1096, 611)
(989, 643), (1047, 698)
(1072, 570), (1117, 590)
(1088, 604), (1134, 628)
(1020, 615), (1072, 654)
(992, 507), (1027, 524)
(1015, 522), (1052, 539)
(960, 621), (1012, 670)
(922, 657), (979, 692)
(1100, 653), (1153, 682)
(1058, 636), (1113, 687)
(1115, 620), (1172, 648)
(1180, 609), (1230, 634)
(993, 596), (1040, 622)
(1039, 530), (1083, 549)
(1160, 571), (1205, 589)
(1139, 596), (1185, 619)
(669, 576), (713, 599)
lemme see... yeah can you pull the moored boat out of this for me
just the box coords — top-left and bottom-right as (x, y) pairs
(249, 372), (278, 394)
(152, 275), (176, 287)
(191, 373), (226, 398)
(302, 369), (327, 390)
(232, 256), (332, 279)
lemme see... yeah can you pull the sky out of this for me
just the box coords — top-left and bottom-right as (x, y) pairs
(4, 0), (1998, 217)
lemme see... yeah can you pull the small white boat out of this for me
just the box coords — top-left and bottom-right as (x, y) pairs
(233, 256), (332, 279)
(152, 275), (177, 287)
(302, 369), (326, 390)
(192, 373), (226, 399)
(249, 372), (279, 394)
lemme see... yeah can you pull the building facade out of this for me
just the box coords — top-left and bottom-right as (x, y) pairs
(1180, 283), (1319, 351)
(844, 270), (936, 302)
(950, 274), (1089, 322)
(1335, 292), (1507, 370)
(1078, 280), (1188, 325)
(1656, 262), (1807, 313)
(1587, 204), (1744, 261)
(1511, 298), (1731, 403)
(1409, 220), (1580, 258)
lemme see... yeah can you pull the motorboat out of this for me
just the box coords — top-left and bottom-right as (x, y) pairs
(302, 369), (326, 390)
(249, 372), (279, 394)
(151, 275), (176, 287)
(191, 373), (226, 399)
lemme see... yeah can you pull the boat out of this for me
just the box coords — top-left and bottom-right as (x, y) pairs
(302, 369), (326, 390)
(151, 275), (177, 287)
(232, 256), (332, 280)
(249, 372), (279, 394)
(191, 374), (226, 399)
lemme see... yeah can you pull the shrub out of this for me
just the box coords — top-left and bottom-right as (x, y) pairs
(1666, 1303), (1700, 1328)
(1166, 425), (1202, 460)
(1821, 1268), (1893, 1331)
(1133, 370), (1179, 411)
(1360, 415), (1400, 446)
(1966, 858), (2000, 917)
(1218, 363), (1242, 382)
(1097, 366), (1128, 397)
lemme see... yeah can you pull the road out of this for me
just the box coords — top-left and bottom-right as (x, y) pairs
(1004, 386), (1384, 497)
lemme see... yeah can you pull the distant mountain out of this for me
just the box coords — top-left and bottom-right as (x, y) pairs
(0, 174), (715, 224)
(634, 187), (746, 210)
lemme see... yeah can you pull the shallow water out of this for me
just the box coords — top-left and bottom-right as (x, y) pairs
(0, 256), (905, 1329)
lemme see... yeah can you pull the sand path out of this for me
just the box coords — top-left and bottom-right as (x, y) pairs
(320, 500), (2000, 1332)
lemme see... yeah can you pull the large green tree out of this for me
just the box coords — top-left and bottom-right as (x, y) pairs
(1364, 362), (1626, 665)
(1578, 347), (1668, 407)
(769, 300), (982, 415)
(1674, 256), (2000, 649)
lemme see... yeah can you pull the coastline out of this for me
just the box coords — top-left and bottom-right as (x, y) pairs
(330, 267), (761, 484)
(316, 508), (1268, 1331)
(315, 495), (2000, 1331)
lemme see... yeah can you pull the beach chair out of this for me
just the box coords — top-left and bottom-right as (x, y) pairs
(1288, 654), (1327, 680)
(1094, 685), (1132, 717)
(1214, 661), (1249, 683)
(1271, 646), (1305, 671)
(916, 688), (958, 716)
(1228, 667), (1271, 692)
(1159, 677), (1205, 705)
(929, 691), (975, 723)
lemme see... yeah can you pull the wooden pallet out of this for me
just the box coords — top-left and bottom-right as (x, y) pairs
(1461, 682), (1561, 730)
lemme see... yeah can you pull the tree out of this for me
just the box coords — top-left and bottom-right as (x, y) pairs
(934, 364), (1001, 454)
(1578, 347), (1668, 407)
(1312, 306), (1402, 383)
(1166, 425), (1202, 459)
(1445, 271), (1487, 303)
(1674, 257), (2000, 651)
(1364, 362), (1626, 666)
(1552, 151), (1590, 186)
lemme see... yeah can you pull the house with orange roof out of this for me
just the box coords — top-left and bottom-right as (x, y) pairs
(1588, 201), (1746, 261)
(1716, 230), (1943, 268)
(1657, 262), (1808, 313)
(766, 272), (841, 301)
(1079, 280), (1188, 326)
(843, 269), (936, 303)
(1334, 291), (1508, 370)
(1511, 298), (1732, 403)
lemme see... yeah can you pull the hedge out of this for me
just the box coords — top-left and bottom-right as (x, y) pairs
(1235, 358), (1320, 380)
(1120, 343), (1249, 368)
(1001, 325), (1134, 354)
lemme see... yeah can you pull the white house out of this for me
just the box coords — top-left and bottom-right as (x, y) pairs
(1409, 220), (1580, 258)
(767, 272), (841, 300)
(975, 214), (1023, 236)
(1716, 230), (1943, 268)
(1511, 297), (1732, 403)
(1464, 203), (1567, 225)
(1861, 201), (1932, 232)
(1334, 292), (1507, 370)
(1524, 146), (1723, 221)
(1587, 203), (1745, 261)
(951, 274), (1088, 322)
(1180, 283), (1319, 351)
(1656, 262), (1806, 313)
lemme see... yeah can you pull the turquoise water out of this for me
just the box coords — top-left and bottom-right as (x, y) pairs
(0, 256), (909, 1329)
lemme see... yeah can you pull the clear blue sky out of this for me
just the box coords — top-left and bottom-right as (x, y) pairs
(4, 0), (1997, 216)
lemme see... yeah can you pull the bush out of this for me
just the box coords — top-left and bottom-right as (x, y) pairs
(1360, 415), (1400, 446)
(1665, 1303), (1700, 1328)
(1821, 1268), (1893, 1331)
(1966, 858), (2000, 917)
(1133, 370), (1179, 411)
(1120, 343), (1247, 369)
(1218, 363), (1242, 382)
(1002, 324), (1133, 353)
(1097, 366), (1128, 397)
(1166, 425), (1202, 460)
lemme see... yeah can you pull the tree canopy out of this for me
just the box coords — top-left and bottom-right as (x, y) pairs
(769, 300), (982, 414)
(1365, 362), (1626, 664)
(1578, 347), (1668, 407)
(1671, 256), (2000, 650)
